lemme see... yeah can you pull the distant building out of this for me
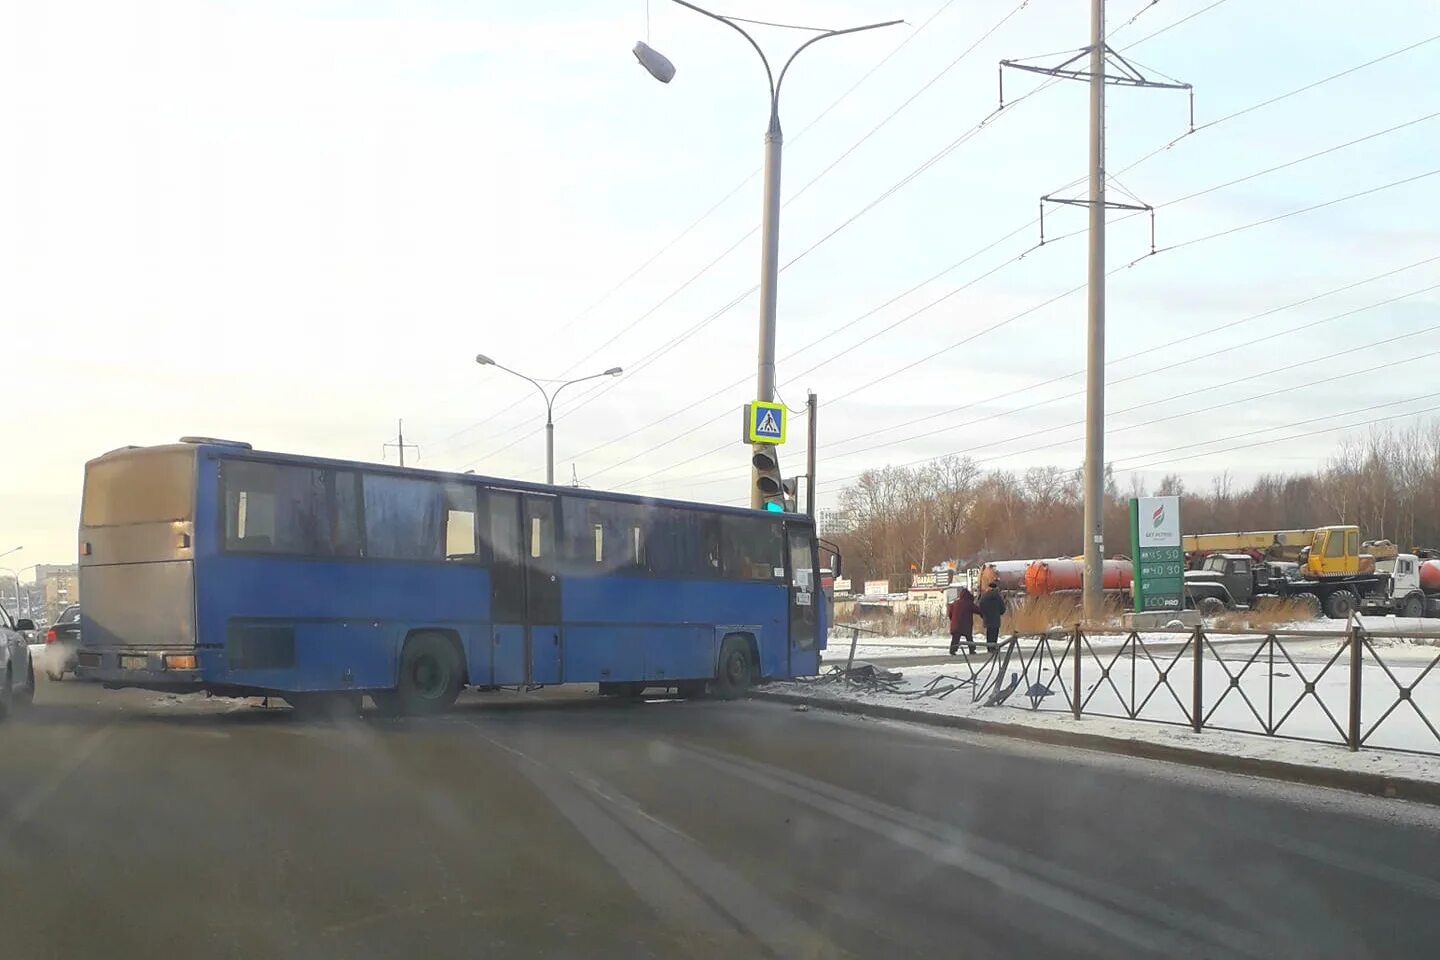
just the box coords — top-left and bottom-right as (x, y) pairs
(34, 564), (79, 622)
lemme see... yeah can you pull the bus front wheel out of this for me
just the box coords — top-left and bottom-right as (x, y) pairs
(378, 632), (463, 716)
(712, 636), (755, 700)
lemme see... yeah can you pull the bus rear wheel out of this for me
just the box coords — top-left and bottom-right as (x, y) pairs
(378, 632), (463, 716)
(712, 635), (755, 700)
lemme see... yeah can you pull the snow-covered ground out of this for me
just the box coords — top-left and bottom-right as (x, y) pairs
(833, 616), (1440, 664)
(788, 629), (1440, 783)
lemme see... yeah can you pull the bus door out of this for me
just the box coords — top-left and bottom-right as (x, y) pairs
(785, 522), (820, 672)
(488, 491), (562, 687)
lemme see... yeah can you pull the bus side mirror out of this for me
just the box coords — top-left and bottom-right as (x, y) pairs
(830, 553), (842, 577)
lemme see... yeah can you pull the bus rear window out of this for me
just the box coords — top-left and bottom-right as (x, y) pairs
(82, 450), (195, 526)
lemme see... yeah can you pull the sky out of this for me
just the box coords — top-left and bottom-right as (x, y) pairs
(2, 0), (1439, 564)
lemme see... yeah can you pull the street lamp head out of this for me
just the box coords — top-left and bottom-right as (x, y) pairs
(475, 354), (495, 366)
(633, 41), (676, 84)
(604, 366), (623, 377)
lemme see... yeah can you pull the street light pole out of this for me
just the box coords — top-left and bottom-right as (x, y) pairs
(1, 564), (35, 620)
(475, 356), (622, 485)
(635, 3), (901, 507)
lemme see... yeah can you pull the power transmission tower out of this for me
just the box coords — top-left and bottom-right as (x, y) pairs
(383, 419), (419, 467)
(1000, 0), (1191, 618)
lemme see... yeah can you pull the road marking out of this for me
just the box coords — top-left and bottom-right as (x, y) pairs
(2, 723), (115, 832)
(473, 731), (821, 958)
(681, 741), (1271, 959)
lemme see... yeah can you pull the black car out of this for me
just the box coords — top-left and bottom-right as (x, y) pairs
(43, 604), (81, 680)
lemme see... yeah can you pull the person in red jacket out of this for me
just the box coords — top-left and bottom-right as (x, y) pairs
(947, 586), (977, 656)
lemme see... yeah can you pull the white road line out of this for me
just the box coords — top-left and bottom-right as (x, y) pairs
(2, 723), (115, 832)
(682, 740), (1271, 959)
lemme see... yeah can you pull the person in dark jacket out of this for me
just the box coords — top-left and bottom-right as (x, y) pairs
(947, 587), (977, 655)
(977, 583), (1008, 653)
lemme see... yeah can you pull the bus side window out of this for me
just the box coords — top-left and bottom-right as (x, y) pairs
(646, 507), (720, 579)
(224, 460), (360, 557)
(721, 516), (785, 581)
(444, 484), (478, 561)
(363, 474), (444, 561)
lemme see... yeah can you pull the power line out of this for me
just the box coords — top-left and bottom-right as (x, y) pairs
(472, 79), (1066, 466)
(821, 253), (1440, 453)
(1118, 0), (1232, 50)
(558, 7), (1406, 489)
(1118, 391), (1440, 472)
(934, 311), (1440, 475)
(612, 160), (1438, 492)
(562, 217), (1044, 466)
(433, 0), (996, 459)
(812, 278), (1440, 490)
(460, 0), (1241, 470)
(829, 164), (1440, 411)
(1129, 167), (1440, 266)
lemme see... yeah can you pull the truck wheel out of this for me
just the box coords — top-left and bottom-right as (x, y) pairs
(1198, 597), (1226, 618)
(712, 635), (755, 700)
(1402, 594), (1425, 619)
(1323, 589), (1358, 620)
(1290, 593), (1321, 620)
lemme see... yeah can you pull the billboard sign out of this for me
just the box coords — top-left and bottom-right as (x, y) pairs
(1130, 496), (1184, 612)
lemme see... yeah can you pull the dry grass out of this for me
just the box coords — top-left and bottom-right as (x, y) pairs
(1002, 593), (1127, 634)
(1211, 597), (1322, 631)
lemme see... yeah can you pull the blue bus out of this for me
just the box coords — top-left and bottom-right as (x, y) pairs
(75, 438), (834, 713)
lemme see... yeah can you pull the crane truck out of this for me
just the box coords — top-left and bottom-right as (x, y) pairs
(1182, 525), (1440, 619)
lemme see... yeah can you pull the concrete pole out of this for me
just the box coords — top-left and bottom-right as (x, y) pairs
(1082, 0), (1107, 619)
(545, 415), (556, 486)
(752, 111), (783, 509)
(805, 391), (818, 518)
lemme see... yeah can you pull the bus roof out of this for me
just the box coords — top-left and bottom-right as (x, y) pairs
(96, 439), (814, 523)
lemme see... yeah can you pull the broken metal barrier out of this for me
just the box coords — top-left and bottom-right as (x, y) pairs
(818, 620), (1440, 757)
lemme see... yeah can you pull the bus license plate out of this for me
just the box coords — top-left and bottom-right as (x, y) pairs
(120, 655), (149, 671)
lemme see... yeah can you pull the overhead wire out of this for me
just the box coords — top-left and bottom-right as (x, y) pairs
(424, 0), (963, 456)
(554, 6), (1431, 493)
(811, 278), (1440, 490)
(587, 12), (1410, 486)
(466, 0), (1223, 471)
(1117, 391), (1440, 472)
(436, 0), (980, 460)
(818, 252), (1440, 454)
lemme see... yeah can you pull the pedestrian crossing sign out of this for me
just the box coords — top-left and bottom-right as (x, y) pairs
(743, 401), (787, 445)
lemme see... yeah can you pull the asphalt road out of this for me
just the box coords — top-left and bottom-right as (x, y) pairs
(4, 677), (1440, 959)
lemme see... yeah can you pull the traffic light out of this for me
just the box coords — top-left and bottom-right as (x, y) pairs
(752, 443), (785, 512)
(780, 477), (799, 513)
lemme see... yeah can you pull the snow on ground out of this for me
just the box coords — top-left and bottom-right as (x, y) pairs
(834, 616), (1440, 664)
(780, 634), (1440, 784)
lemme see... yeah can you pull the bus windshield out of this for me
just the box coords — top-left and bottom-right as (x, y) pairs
(81, 450), (195, 527)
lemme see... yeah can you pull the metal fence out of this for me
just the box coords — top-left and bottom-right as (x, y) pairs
(822, 621), (1440, 757)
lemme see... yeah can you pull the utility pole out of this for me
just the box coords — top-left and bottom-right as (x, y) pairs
(383, 419), (419, 467)
(805, 392), (818, 518)
(1000, 0), (1191, 618)
(1083, 0), (1106, 622)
